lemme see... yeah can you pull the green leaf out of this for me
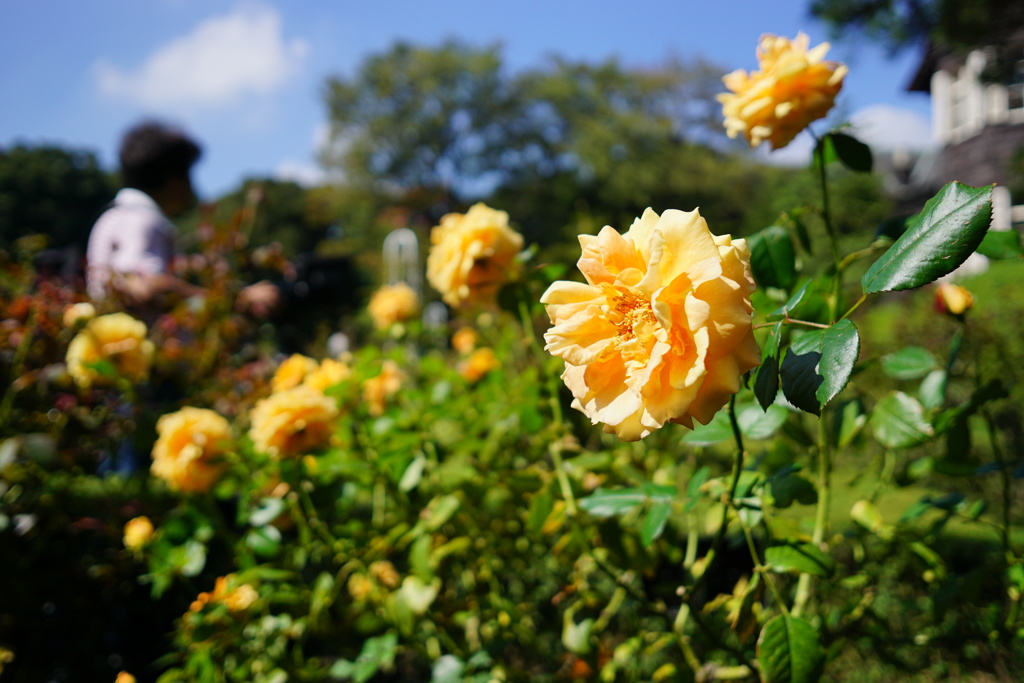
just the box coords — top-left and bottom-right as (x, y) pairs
(757, 614), (825, 683)
(683, 409), (733, 446)
(580, 488), (646, 517)
(398, 455), (426, 492)
(641, 502), (672, 547)
(780, 320), (860, 416)
(739, 404), (789, 440)
(769, 469), (817, 508)
(918, 370), (947, 411)
(862, 182), (993, 294)
(685, 466), (710, 512)
(768, 281), (812, 322)
(765, 541), (835, 577)
(833, 399), (867, 448)
(754, 321), (783, 411)
(976, 229), (1023, 259)
(790, 212), (813, 254)
(527, 490), (555, 534)
(749, 225), (797, 289)
(872, 391), (934, 448)
(830, 132), (873, 173)
(421, 495), (461, 532)
(880, 346), (938, 380)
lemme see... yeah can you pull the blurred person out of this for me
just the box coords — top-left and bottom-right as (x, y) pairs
(86, 120), (279, 318)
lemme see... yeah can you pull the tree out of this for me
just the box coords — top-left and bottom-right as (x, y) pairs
(809, 0), (1024, 54)
(0, 145), (116, 251)
(322, 40), (539, 203)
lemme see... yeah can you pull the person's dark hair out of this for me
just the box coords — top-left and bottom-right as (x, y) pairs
(119, 121), (201, 194)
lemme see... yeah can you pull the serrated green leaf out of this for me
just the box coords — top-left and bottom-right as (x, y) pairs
(749, 225), (797, 289)
(765, 541), (835, 577)
(862, 182), (993, 294)
(976, 229), (1023, 259)
(768, 281), (812, 322)
(830, 131), (873, 172)
(757, 614), (825, 683)
(881, 346), (938, 380)
(754, 321), (783, 411)
(641, 502), (672, 546)
(872, 391), (934, 448)
(780, 320), (860, 416)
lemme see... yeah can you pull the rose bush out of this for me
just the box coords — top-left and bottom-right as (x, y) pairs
(65, 312), (154, 388)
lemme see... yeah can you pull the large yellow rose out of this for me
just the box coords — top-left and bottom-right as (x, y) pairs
(426, 203), (523, 307)
(718, 33), (847, 150)
(541, 208), (760, 441)
(368, 282), (420, 330)
(249, 385), (338, 458)
(151, 407), (232, 492)
(65, 312), (154, 388)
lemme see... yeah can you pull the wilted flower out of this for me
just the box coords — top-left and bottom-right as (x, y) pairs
(151, 407), (232, 492)
(458, 347), (500, 382)
(271, 353), (318, 392)
(190, 574), (258, 613)
(249, 385), (339, 457)
(62, 302), (96, 328)
(718, 33), (847, 150)
(934, 283), (974, 318)
(304, 358), (351, 393)
(426, 203), (523, 307)
(368, 282), (420, 330)
(65, 312), (154, 387)
(362, 360), (404, 417)
(122, 516), (154, 550)
(541, 208), (760, 441)
(451, 327), (478, 355)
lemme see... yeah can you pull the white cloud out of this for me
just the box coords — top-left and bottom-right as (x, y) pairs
(275, 159), (326, 187)
(93, 3), (308, 109)
(848, 105), (934, 151)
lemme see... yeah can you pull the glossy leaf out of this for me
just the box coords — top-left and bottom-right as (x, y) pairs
(739, 403), (789, 440)
(757, 614), (825, 683)
(754, 321), (783, 410)
(976, 229), (1023, 259)
(830, 131), (873, 173)
(683, 409), (733, 446)
(880, 346), (938, 380)
(918, 370), (947, 411)
(768, 281), (812, 322)
(872, 392), (934, 448)
(780, 320), (860, 416)
(765, 541), (835, 577)
(641, 502), (672, 546)
(862, 182), (993, 294)
(749, 225), (797, 289)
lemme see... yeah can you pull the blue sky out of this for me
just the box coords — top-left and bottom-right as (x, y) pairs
(1, 0), (935, 198)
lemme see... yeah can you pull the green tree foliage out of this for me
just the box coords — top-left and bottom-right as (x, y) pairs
(0, 145), (116, 250)
(809, 0), (1024, 54)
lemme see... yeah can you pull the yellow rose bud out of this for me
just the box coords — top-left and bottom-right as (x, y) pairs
(123, 516), (154, 550)
(934, 283), (974, 318)
(718, 33), (847, 150)
(115, 673), (136, 683)
(426, 203), (523, 308)
(541, 208), (760, 441)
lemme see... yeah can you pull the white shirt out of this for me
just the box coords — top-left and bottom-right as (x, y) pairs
(86, 188), (176, 300)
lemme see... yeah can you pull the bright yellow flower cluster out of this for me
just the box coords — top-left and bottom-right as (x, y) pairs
(426, 203), (523, 307)
(151, 407), (232, 492)
(362, 360), (405, 417)
(65, 312), (154, 387)
(718, 33), (847, 150)
(541, 208), (760, 441)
